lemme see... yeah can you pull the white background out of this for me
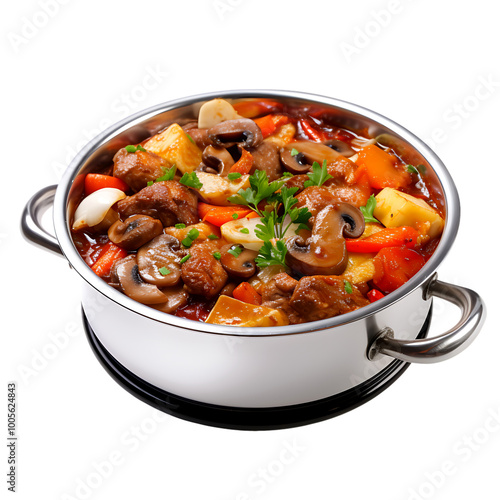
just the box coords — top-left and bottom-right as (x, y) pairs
(2, 0), (499, 499)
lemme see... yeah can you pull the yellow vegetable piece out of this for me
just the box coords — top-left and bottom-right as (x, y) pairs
(205, 296), (289, 326)
(264, 123), (297, 147)
(164, 222), (220, 244)
(342, 253), (376, 284)
(143, 123), (202, 174)
(195, 172), (250, 205)
(374, 187), (444, 239)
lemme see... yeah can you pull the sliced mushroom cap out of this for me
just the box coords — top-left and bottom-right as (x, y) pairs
(198, 145), (235, 176)
(115, 256), (169, 304)
(208, 119), (263, 149)
(148, 285), (189, 314)
(280, 141), (342, 174)
(108, 214), (163, 250)
(220, 244), (258, 278)
(182, 123), (213, 150)
(137, 234), (184, 287)
(322, 139), (355, 158)
(286, 203), (365, 276)
(249, 141), (283, 181)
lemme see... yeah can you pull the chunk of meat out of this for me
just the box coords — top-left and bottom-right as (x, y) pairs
(113, 148), (169, 192)
(249, 142), (283, 181)
(261, 272), (303, 324)
(295, 186), (340, 225)
(181, 241), (228, 298)
(117, 181), (198, 227)
(289, 275), (370, 322)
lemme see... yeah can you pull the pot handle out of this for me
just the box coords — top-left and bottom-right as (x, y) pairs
(368, 275), (485, 363)
(21, 185), (63, 257)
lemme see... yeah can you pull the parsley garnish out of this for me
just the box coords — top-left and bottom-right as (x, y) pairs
(344, 280), (353, 294)
(213, 251), (221, 260)
(179, 172), (203, 189)
(359, 194), (379, 224)
(280, 172), (294, 179)
(303, 160), (332, 188)
(227, 245), (243, 258)
(180, 254), (190, 264)
(406, 164), (419, 174)
(159, 267), (171, 276)
(227, 172), (242, 181)
(227, 169), (312, 269)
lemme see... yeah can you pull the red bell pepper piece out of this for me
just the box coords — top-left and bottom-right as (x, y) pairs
(373, 247), (425, 294)
(346, 226), (419, 253)
(253, 114), (290, 138)
(84, 174), (128, 196)
(367, 289), (385, 303)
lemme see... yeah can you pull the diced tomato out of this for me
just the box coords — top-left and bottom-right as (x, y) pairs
(232, 99), (284, 118)
(253, 114), (291, 138)
(232, 282), (262, 306)
(229, 147), (254, 174)
(346, 226), (419, 253)
(84, 174), (129, 196)
(373, 247), (425, 294)
(90, 242), (128, 278)
(355, 145), (411, 189)
(367, 289), (385, 303)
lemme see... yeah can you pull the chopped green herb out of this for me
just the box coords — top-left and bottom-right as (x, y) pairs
(290, 148), (299, 157)
(359, 194), (379, 224)
(303, 160), (333, 188)
(146, 181), (154, 186)
(187, 228), (200, 240)
(232, 213), (239, 220)
(406, 164), (419, 174)
(240, 228), (250, 234)
(208, 234), (219, 240)
(180, 254), (190, 264)
(182, 238), (193, 248)
(155, 165), (177, 182)
(125, 145), (137, 153)
(227, 245), (243, 258)
(158, 267), (171, 276)
(175, 223), (186, 229)
(136, 144), (146, 152)
(179, 171), (203, 189)
(255, 240), (288, 268)
(280, 172), (294, 179)
(227, 172), (242, 181)
(186, 133), (195, 144)
(344, 280), (353, 294)
(213, 251), (221, 260)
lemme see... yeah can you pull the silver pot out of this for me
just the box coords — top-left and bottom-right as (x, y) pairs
(22, 91), (485, 426)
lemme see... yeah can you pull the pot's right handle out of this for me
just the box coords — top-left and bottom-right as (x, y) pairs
(368, 275), (485, 363)
(21, 185), (63, 257)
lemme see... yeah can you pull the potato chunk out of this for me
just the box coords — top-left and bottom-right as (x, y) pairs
(195, 172), (250, 205)
(374, 188), (444, 239)
(144, 123), (202, 174)
(205, 295), (289, 326)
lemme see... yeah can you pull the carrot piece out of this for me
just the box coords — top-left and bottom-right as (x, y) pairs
(202, 206), (253, 227)
(367, 289), (385, 303)
(355, 145), (411, 189)
(232, 282), (262, 306)
(229, 148), (254, 174)
(90, 242), (128, 278)
(254, 114), (290, 138)
(84, 174), (129, 196)
(298, 119), (328, 142)
(233, 99), (283, 118)
(346, 226), (419, 253)
(244, 211), (261, 219)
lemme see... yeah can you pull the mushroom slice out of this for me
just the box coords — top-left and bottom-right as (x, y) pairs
(72, 188), (126, 231)
(148, 285), (189, 314)
(208, 119), (263, 149)
(286, 203), (365, 276)
(199, 145), (235, 176)
(280, 141), (343, 174)
(137, 234), (183, 287)
(322, 139), (356, 158)
(220, 244), (258, 279)
(249, 142), (282, 181)
(198, 98), (241, 129)
(115, 257), (168, 304)
(108, 214), (163, 250)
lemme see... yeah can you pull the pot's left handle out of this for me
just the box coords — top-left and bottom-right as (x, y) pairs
(21, 185), (63, 257)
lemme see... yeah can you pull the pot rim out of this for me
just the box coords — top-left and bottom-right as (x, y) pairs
(54, 89), (460, 337)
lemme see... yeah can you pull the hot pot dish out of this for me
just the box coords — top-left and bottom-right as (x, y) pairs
(22, 91), (484, 424)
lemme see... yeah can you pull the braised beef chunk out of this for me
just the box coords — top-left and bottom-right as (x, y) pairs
(249, 142), (283, 181)
(117, 181), (198, 227)
(295, 186), (340, 224)
(181, 241), (228, 298)
(113, 148), (169, 192)
(289, 275), (369, 322)
(261, 272), (303, 324)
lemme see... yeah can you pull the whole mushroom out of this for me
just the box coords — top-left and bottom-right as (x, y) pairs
(108, 214), (163, 250)
(208, 119), (263, 149)
(198, 145), (235, 176)
(286, 203), (365, 275)
(220, 244), (258, 279)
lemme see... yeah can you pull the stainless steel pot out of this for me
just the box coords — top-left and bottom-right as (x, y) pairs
(22, 90), (485, 415)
